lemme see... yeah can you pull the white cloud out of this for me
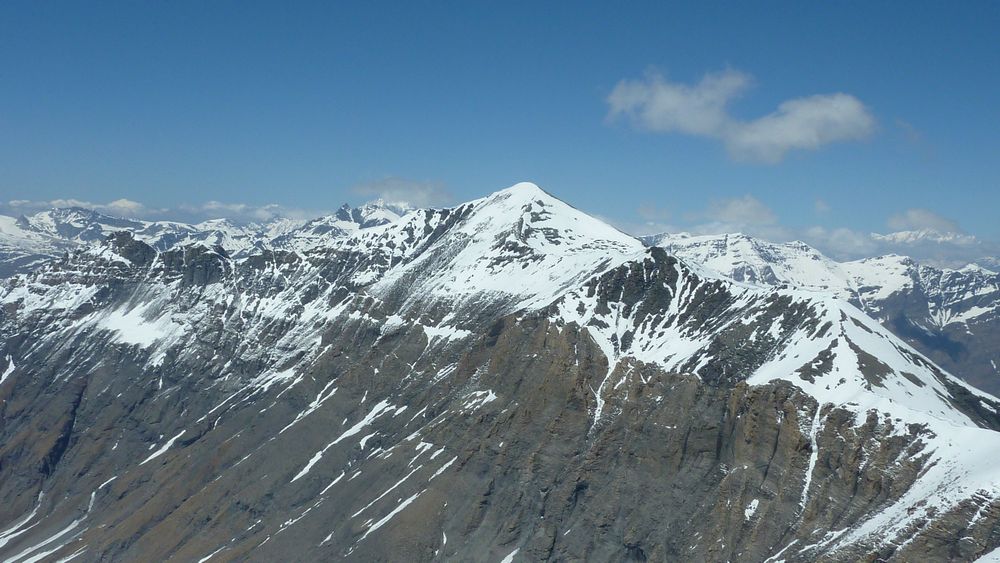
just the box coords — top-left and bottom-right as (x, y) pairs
(352, 177), (453, 208)
(40, 198), (92, 209)
(895, 118), (924, 144)
(725, 94), (875, 163)
(814, 199), (831, 214)
(637, 202), (671, 222)
(803, 226), (879, 259)
(699, 194), (777, 226)
(887, 208), (960, 233)
(6, 197), (153, 217)
(657, 195), (794, 241)
(607, 69), (876, 163)
(178, 201), (327, 223)
(104, 198), (148, 215)
(607, 69), (751, 137)
(3, 197), (324, 224)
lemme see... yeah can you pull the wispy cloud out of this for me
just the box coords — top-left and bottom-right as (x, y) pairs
(887, 208), (960, 233)
(607, 68), (876, 163)
(612, 196), (783, 238)
(4, 198), (156, 217)
(352, 177), (453, 208)
(177, 201), (325, 223)
(619, 202), (676, 236)
(636, 202), (670, 221)
(2, 177), (452, 225)
(698, 194), (778, 226)
(667, 194), (794, 241)
(608, 69), (750, 138)
(803, 225), (879, 258)
(894, 118), (924, 144)
(3, 197), (326, 225)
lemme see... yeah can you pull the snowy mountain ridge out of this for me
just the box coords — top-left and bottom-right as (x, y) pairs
(645, 232), (997, 306)
(645, 231), (1000, 395)
(0, 199), (414, 277)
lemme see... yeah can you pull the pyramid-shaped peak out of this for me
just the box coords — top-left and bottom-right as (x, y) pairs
(507, 181), (543, 192)
(492, 181), (550, 199)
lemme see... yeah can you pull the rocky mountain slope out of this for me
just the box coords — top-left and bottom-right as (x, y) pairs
(2, 184), (1000, 561)
(646, 232), (1000, 396)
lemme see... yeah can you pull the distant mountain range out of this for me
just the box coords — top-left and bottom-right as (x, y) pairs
(2, 184), (1000, 560)
(0, 201), (410, 277)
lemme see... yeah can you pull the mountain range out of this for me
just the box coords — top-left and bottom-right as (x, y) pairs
(0, 200), (410, 278)
(4, 196), (997, 395)
(2, 183), (1000, 561)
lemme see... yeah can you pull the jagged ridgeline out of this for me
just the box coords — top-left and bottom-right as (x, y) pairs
(2, 183), (1000, 561)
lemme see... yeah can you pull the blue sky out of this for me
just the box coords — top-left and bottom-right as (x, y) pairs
(1, 2), (998, 260)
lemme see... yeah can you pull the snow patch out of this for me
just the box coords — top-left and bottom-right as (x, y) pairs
(500, 547), (520, 563)
(139, 430), (186, 465)
(100, 302), (181, 347)
(0, 355), (14, 386)
(744, 499), (760, 521)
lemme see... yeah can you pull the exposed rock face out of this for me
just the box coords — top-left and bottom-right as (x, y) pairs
(2, 184), (1000, 562)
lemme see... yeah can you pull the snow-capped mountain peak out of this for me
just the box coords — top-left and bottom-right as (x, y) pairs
(278, 182), (647, 327)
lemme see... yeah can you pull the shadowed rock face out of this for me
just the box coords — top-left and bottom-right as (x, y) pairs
(3, 188), (1000, 562)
